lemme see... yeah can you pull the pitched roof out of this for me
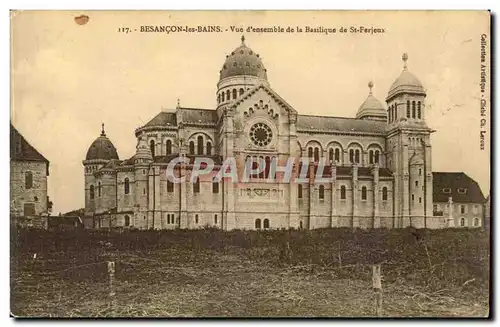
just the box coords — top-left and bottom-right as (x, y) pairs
(143, 111), (177, 127)
(181, 108), (218, 124)
(120, 155), (136, 166)
(10, 124), (49, 163)
(432, 172), (486, 203)
(297, 115), (386, 134)
(142, 108), (218, 128)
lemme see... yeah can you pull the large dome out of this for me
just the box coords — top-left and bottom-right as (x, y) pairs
(356, 82), (387, 120)
(85, 125), (119, 161)
(387, 53), (425, 100)
(219, 36), (267, 81)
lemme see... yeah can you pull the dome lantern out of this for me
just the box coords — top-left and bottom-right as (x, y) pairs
(356, 81), (387, 121)
(386, 53), (427, 124)
(85, 123), (119, 161)
(386, 53), (426, 101)
(219, 36), (268, 81)
(216, 36), (270, 110)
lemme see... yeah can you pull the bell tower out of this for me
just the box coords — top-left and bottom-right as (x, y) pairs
(385, 53), (434, 228)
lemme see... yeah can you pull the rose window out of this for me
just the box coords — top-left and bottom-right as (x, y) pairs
(249, 123), (273, 147)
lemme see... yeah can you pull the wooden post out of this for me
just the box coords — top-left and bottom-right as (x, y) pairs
(372, 264), (382, 316)
(108, 261), (116, 313)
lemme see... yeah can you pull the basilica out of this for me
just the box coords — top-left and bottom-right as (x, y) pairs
(82, 37), (484, 230)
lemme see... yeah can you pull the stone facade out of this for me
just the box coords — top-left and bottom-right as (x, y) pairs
(82, 38), (483, 230)
(10, 124), (50, 216)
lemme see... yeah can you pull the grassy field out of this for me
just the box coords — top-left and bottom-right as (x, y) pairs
(10, 227), (490, 318)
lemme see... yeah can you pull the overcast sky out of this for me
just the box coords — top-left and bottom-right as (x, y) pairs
(11, 10), (490, 214)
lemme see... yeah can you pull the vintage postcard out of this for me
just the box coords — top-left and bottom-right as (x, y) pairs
(10, 10), (490, 318)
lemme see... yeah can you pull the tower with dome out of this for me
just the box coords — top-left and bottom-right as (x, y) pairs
(82, 37), (480, 230)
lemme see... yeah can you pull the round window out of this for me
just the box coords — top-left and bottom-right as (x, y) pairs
(249, 123), (273, 147)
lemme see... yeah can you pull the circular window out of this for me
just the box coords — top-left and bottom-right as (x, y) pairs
(249, 123), (273, 147)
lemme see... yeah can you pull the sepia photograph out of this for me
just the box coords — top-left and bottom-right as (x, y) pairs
(10, 10), (491, 318)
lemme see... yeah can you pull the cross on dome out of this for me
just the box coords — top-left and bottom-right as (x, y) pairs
(101, 123), (106, 137)
(241, 35), (245, 45)
(368, 81), (374, 94)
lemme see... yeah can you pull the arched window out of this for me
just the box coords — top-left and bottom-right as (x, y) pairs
(259, 156), (265, 179)
(411, 194), (415, 202)
(349, 149), (354, 163)
(417, 101), (421, 119)
(308, 147), (313, 158)
(264, 156), (271, 179)
(217, 94), (220, 104)
(124, 178), (130, 195)
(226, 90), (230, 101)
(412, 101), (416, 118)
(388, 107), (392, 123)
(314, 147), (320, 161)
(255, 218), (261, 229)
(474, 218), (479, 227)
(212, 179), (219, 194)
(124, 215), (130, 227)
(251, 157), (259, 179)
(239, 88), (244, 96)
(407, 100), (411, 118)
(97, 181), (102, 197)
(355, 149), (360, 164)
(221, 92), (225, 102)
(382, 187), (388, 201)
(394, 103), (398, 120)
(89, 185), (95, 200)
(195, 214), (199, 224)
(329, 148), (334, 162)
(263, 219), (270, 229)
(299, 221), (303, 229)
(298, 185), (303, 199)
(206, 142), (212, 156)
(193, 177), (200, 193)
(214, 214), (218, 224)
(166, 140), (172, 155)
(334, 148), (340, 162)
(319, 185), (325, 200)
(340, 185), (346, 200)
(189, 141), (195, 154)
(369, 150), (374, 164)
(232, 89), (237, 99)
(150, 140), (155, 157)
(167, 180), (174, 193)
(25, 171), (33, 189)
(374, 150), (380, 164)
(460, 217), (465, 227)
(361, 186), (367, 200)
(197, 135), (204, 155)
